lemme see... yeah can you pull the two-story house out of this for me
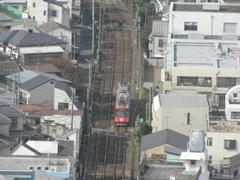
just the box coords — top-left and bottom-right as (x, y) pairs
(0, 30), (66, 65)
(26, 0), (70, 27)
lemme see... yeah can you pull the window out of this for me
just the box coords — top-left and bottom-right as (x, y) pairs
(185, 0), (195, 2)
(208, 156), (212, 164)
(29, 166), (34, 170)
(50, 10), (57, 17)
(33, 16), (35, 20)
(207, 137), (212, 146)
(190, 160), (196, 165)
(231, 112), (240, 119)
(33, 2), (35, 8)
(44, 166), (49, 170)
(37, 166), (41, 170)
(224, 140), (236, 149)
(217, 77), (237, 88)
(223, 23), (237, 34)
(58, 103), (69, 110)
(233, 93), (238, 98)
(184, 22), (198, 31)
(158, 39), (164, 48)
(187, 113), (190, 125)
(177, 76), (198, 86)
(11, 117), (17, 127)
(43, 10), (46, 16)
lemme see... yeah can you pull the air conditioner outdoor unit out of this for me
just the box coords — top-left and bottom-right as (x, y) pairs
(169, 176), (176, 180)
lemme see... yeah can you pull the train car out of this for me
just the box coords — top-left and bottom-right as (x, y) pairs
(115, 82), (130, 126)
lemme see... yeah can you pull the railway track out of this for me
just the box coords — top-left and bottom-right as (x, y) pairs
(83, 0), (135, 179)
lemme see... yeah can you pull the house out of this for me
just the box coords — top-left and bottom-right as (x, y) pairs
(161, 2), (240, 113)
(147, 20), (168, 66)
(0, 139), (75, 179)
(20, 101), (82, 134)
(139, 130), (210, 180)
(140, 129), (189, 163)
(152, 94), (209, 135)
(206, 123), (240, 169)
(23, 63), (61, 76)
(38, 21), (72, 56)
(6, 70), (74, 105)
(0, 30), (66, 65)
(26, 0), (70, 27)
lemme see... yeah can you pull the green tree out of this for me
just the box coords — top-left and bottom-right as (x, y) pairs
(136, 121), (152, 143)
(139, 87), (148, 100)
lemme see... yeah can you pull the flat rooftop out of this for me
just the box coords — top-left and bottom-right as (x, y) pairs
(140, 164), (197, 180)
(0, 156), (69, 172)
(173, 3), (240, 13)
(174, 43), (240, 68)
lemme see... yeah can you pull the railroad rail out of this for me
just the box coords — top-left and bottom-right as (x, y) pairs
(83, 0), (135, 179)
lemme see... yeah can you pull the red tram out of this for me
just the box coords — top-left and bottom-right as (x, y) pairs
(115, 82), (130, 125)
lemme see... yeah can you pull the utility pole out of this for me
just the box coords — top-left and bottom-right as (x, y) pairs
(71, 91), (74, 131)
(92, 0), (95, 57)
(96, 0), (102, 62)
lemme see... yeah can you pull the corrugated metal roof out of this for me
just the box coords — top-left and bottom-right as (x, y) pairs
(19, 46), (64, 54)
(153, 94), (208, 110)
(152, 20), (168, 36)
(7, 70), (39, 84)
(140, 129), (188, 152)
(0, 103), (24, 118)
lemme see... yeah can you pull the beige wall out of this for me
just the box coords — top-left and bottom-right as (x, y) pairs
(152, 106), (208, 135)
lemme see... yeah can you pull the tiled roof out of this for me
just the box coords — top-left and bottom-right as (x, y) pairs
(0, 30), (66, 47)
(141, 129), (189, 152)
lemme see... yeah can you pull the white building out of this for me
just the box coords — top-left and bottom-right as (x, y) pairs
(162, 2), (240, 111)
(26, 0), (70, 27)
(225, 85), (240, 121)
(152, 94), (209, 135)
(148, 20), (168, 59)
(206, 126), (240, 169)
(38, 21), (72, 57)
(180, 130), (210, 180)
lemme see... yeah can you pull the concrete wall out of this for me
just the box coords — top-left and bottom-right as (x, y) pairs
(0, 124), (10, 136)
(28, 80), (55, 104)
(169, 7), (240, 36)
(54, 88), (78, 110)
(27, 0), (48, 25)
(152, 106), (208, 135)
(207, 131), (240, 168)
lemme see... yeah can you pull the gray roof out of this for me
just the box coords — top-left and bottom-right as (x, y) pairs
(164, 146), (183, 155)
(0, 30), (66, 47)
(38, 21), (70, 33)
(19, 75), (51, 91)
(173, 3), (240, 13)
(0, 61), (18, 76)
(0, 113), (11, 124)
(34, 172), (64, 180)
(140, 164), (197, 180)
(43, 0), (63, 7)
(3, 0), (26, 3)
(0, 156), (69, 172)
(0, 102), (24, 118)
(152, 20), (168, 36)
(141, 129), (189, 152)
(7, 70), (39, 84)
(157, 94), (208, 107)
(0, 13), (11, 22)
(55, 81), (81, 109)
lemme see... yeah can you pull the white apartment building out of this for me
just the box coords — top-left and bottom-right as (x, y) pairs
(26, 0), (70, 27)
(152, 94), (209, 135)
(162, 2), (240, 111)
(206, 125), (240, 169)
